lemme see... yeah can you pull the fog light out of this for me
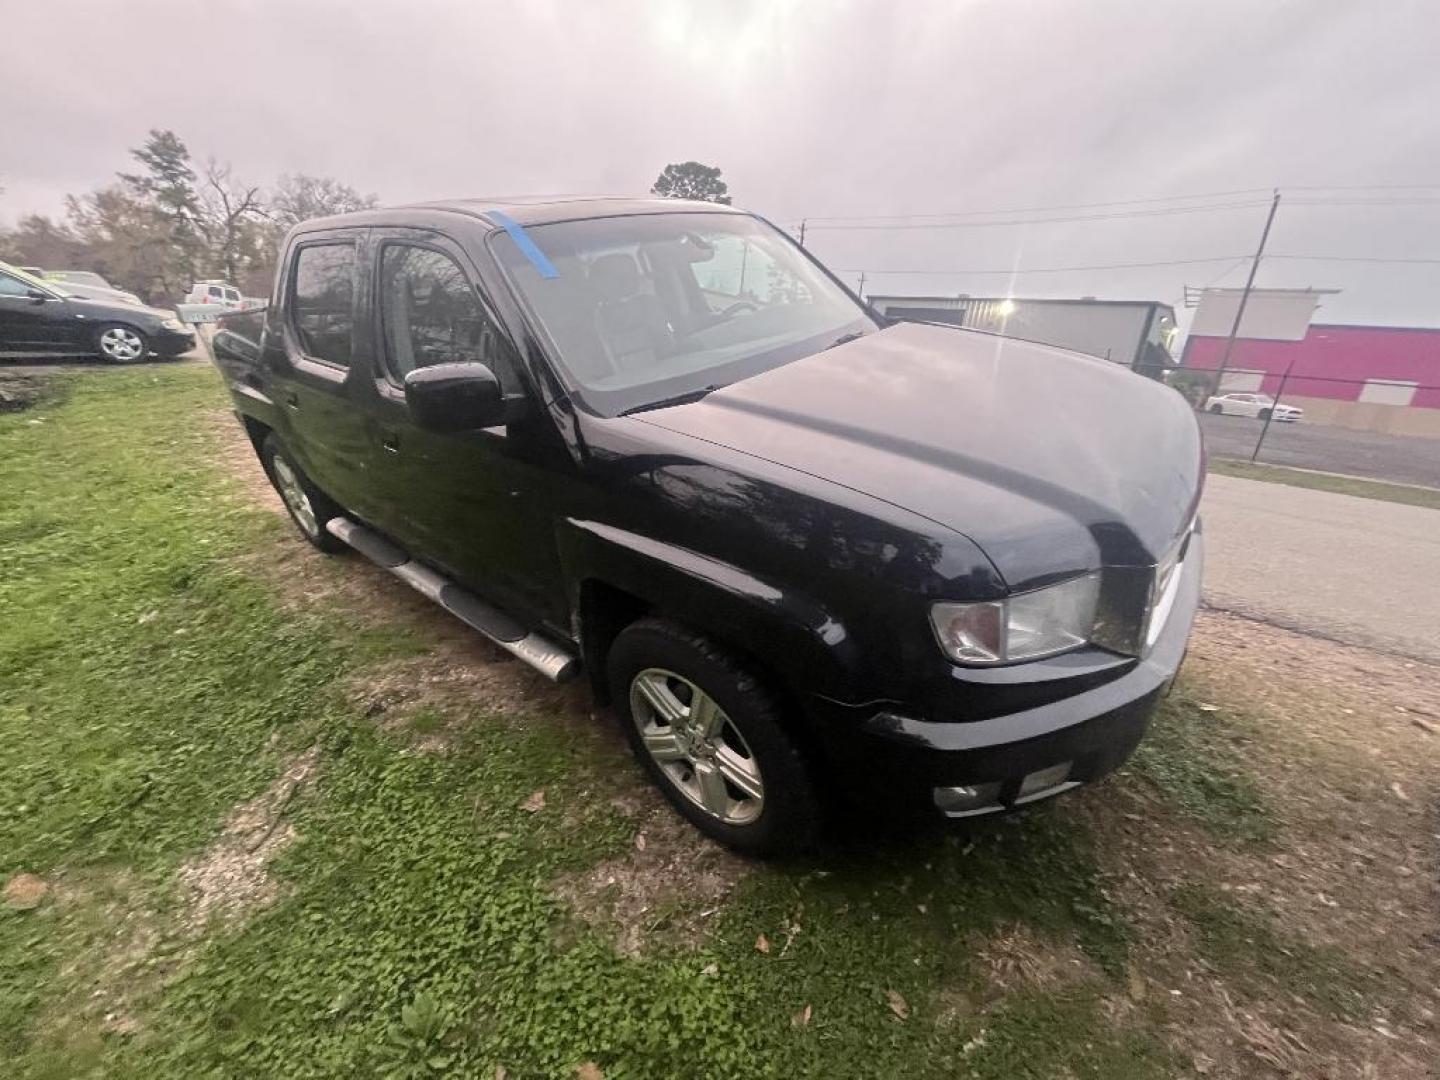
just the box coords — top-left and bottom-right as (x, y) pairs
(1017, 762), (1073, 801)
(933, 781), (1002, 816)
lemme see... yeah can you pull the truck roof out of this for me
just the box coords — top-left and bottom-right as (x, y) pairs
(297, 195), (743, 234)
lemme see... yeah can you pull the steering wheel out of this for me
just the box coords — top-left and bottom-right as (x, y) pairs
(719, 300), (759, 318)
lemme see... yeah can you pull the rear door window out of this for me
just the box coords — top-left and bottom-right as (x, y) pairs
(290, 243), (357, 367)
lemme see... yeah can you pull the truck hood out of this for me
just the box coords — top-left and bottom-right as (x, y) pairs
(634, 321), (1202, 589)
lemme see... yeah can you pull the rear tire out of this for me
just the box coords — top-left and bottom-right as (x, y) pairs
(607, 618), (820, 857)
(1208, 403), (1223, 414)
(259, 433), (346, 552)
(95, 323), (148, 363)
(1258, 408), (1272, 420)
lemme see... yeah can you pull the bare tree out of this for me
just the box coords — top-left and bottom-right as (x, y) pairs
(267, 173), (377, 229)
(197, 158), (265, 286)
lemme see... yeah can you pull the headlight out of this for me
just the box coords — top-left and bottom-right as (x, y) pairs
(931, 573), (1100, 665)
(160, 317), (185, 331)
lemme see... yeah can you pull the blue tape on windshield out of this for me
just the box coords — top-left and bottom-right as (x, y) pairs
(490, 211), (558, 279)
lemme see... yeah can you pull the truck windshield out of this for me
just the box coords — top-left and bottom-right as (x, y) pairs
(492, 212), (876, 417)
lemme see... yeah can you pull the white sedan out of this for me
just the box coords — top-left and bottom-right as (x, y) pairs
(1204, 393), (1303, 422)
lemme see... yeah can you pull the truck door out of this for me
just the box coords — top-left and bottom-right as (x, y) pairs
(364, 230), (566, 625)
(263, 229), (382, 522)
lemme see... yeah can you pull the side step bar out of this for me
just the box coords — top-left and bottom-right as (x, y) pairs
(325, 516), (580, 683)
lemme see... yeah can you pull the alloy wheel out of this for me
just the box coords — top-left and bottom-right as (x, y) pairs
(99, 327), (144, 362)
(629, 667), (765, 825)
(272, 455), (319, 537)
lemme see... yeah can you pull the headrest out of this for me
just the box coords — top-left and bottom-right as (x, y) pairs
(588, 253), (642, 303)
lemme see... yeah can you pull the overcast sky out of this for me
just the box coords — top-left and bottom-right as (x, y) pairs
(3, 0), (1438, 329)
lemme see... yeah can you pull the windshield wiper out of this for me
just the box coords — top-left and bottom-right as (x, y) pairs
(825, 330), (870, 350)
(621, 384), (724, 416)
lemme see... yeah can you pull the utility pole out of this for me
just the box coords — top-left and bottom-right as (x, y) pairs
(798, 218), (807, 247)
(857, 271), (866, 300)
(1251, 355), (1296, 463)
(1214, 188), (1280, 392)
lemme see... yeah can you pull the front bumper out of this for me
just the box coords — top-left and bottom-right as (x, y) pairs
(151, 328), (197, 357)
(808, 530), (1203, 820)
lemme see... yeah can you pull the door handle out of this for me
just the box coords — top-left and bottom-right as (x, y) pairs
(284, 391), (299, 409)
(381, 432), (400, 454)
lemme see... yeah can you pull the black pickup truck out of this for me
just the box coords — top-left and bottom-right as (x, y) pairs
(213, 196), (1203, 855)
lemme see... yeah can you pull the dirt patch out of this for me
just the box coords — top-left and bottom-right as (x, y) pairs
(1082, 610), (1440, 1079)
(176, 746), (320, 927)
(35, 869), (171, 1045)
(207, 409), (587, 734)
(3, 871), (50, 910)
(976, 923), (1097, 995)
(552, 787), (753, 957)
(28, 751), (325, 1050)
(0, 371), (56, 412)
(346, 644), (589, 752)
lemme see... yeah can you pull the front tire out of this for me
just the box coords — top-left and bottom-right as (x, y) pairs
(1209, 403), (1223, 414)
(260, 433), (346, 552)
(95, 323), (148, 363)
(608, 618), (820, 857)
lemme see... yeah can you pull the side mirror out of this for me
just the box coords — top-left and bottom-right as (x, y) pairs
(212, 329), (259, 365)
(26, 288), (50, 304)
(403, 362), (506, 432)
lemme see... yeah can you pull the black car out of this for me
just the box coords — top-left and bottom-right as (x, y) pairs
(0, 262), (194, 362)
(214, 196), (1203, 856)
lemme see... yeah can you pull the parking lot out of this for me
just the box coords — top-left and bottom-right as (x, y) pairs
(1199, 411), (1440, 489)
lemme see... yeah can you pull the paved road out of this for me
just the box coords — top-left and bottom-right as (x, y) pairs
(1202, 473), (1440, 662)
(1200, 412), (1440, 489)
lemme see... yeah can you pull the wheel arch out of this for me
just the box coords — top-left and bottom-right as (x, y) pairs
(562, 519), (858, 709)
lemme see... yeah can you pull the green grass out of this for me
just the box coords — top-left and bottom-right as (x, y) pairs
(1168, 885), (1376, 1020)
(1209, 457), (1440, 510)
(954, 989), (1172, 1079)
(1, 365), (1306, 1078)
(1127, 694), (1273, 844)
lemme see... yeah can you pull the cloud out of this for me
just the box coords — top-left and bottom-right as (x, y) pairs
(3, 0), (1438, 324)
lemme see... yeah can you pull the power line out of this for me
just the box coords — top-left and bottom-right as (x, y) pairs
(1285, 197), (1440, 206)
(1269, 253), (1440, 264)
(1284, 184), (1440, 193)
(839, 252), (1440, 277)
(791, 185), (1440, 230)
(799, 187), (1273, 224)
(804, 200), (1271, 232)
(839, 255), (1250, 276)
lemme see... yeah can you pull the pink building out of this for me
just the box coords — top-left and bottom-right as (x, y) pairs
(1183, 323), (1440, 436)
